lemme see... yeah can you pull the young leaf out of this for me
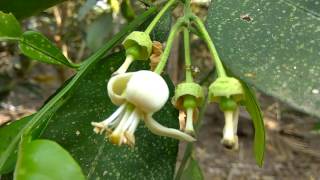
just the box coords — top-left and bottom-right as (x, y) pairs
(0, 7), (156, 177)
(0, 0), (67, 19)
(19, 31), (78, 68)
(206, 0), (320, 118)
(14, 139), (85, 180)
(242, 82), (265, 167)
(0, 11), (22, 40)
(0, 115), (32, 174)
(41, 52), (180, 179)
(180, 157), (204, 180)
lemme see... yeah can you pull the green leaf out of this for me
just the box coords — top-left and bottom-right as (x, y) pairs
(0, 0), (67, 19)
(0, 7), (156, 176)
(242, 82), (265, 167)
(0, 115), (32, 174)
(151, 11), (172, 42)
(0, 11), (22, 40)
(206, 0), (320, 118)
(86, 13), (113, 51)
(19, 31), (78, 68)
(180, 157), (204, 180)
(42, 52), (179, 179)
(14, 139), (85, 180)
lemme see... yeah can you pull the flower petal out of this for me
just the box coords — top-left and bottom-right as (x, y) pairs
(107, 72), (133, 105)
(144, 114), (195, 142)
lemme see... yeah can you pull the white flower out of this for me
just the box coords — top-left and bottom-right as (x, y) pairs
(91, 70), (195, 146)
(221, 107), (239, 150)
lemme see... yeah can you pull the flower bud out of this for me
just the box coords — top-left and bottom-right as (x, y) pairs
(122, 31), (152, 60)
(208, 77), (244, 103)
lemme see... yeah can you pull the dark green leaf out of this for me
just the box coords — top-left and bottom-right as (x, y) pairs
(42, 52), (179, 179)
(180, 157), (204, 180)
(0, 115), (32, 174)
(206, 0), (320, 118)
(151, 11), (171, 42)
(0, 11), (22, 40)
(0, 0), (67, 19)
(19, 31), (78, 68)
(242, 82), (265, 167)
(86, 13), (113, 51)
(14, 139), (85, 180)
(0, 8), (156, 176)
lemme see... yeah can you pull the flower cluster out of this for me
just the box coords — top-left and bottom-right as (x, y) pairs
(92, 32), (195, 146)
(92, 30), (245, 150)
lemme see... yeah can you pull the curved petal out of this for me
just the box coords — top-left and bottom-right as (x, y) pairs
(144, 114), (196, 142)
(107, 72), (133, 105)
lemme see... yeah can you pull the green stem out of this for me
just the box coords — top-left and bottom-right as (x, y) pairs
(154, 18), (185, 74)
(144, 0), (176, 34)
(174, 143), (194, 180)
(191, 15), (227, 77)
(183, 28), (193, 82)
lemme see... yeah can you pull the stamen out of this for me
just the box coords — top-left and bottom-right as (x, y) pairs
(91, 104), (126, 134)
(125, 110), (140, 146)
(110, 107), (133, 145)
(185, 108), (195, 135)
(102, 104), (126, 125)
(144, 114), (196, 142)
(113, 55), (134, 75)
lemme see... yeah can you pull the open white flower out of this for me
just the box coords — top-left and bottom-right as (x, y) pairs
(91, 70), (195, 146)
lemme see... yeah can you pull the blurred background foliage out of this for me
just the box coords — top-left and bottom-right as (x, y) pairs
(0, 0), (319, 179)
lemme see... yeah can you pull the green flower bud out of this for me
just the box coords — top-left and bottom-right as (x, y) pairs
(122, 31), (152, 60)
(172, 82), (204, 110)
(208, 77), (244, 103)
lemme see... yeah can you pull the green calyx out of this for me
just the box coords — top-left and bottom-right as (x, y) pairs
(122, 31), (152, 60)
(172, 82), (204, 110)
(219, 97), (237, 111)
(208, 77), (244, 103)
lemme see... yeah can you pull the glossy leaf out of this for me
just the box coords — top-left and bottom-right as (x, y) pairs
(14, 140), (85, 180)
(19, 31), (78, 68)
(0, 11), (22, 40)
(0, 7), (156, 176)
(242, 82), (265, 167)
(206, 0), (320, 118)
(42, 52), (179, 179)
(0, 115), (32, 174)
(0, 0), (66, 19)
(180, 157), (204, 180)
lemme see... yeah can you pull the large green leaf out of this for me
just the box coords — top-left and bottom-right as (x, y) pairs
(42, 52), (180, 179)
(0, 8), (156, 176)
(0, 11), (22, 40)
(206, 0), (320, 118)
(0, 0), (66, 19)
(19, 31), (78, 68)
(0, 116), (32, 174)
(14, 139), (85, 180)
